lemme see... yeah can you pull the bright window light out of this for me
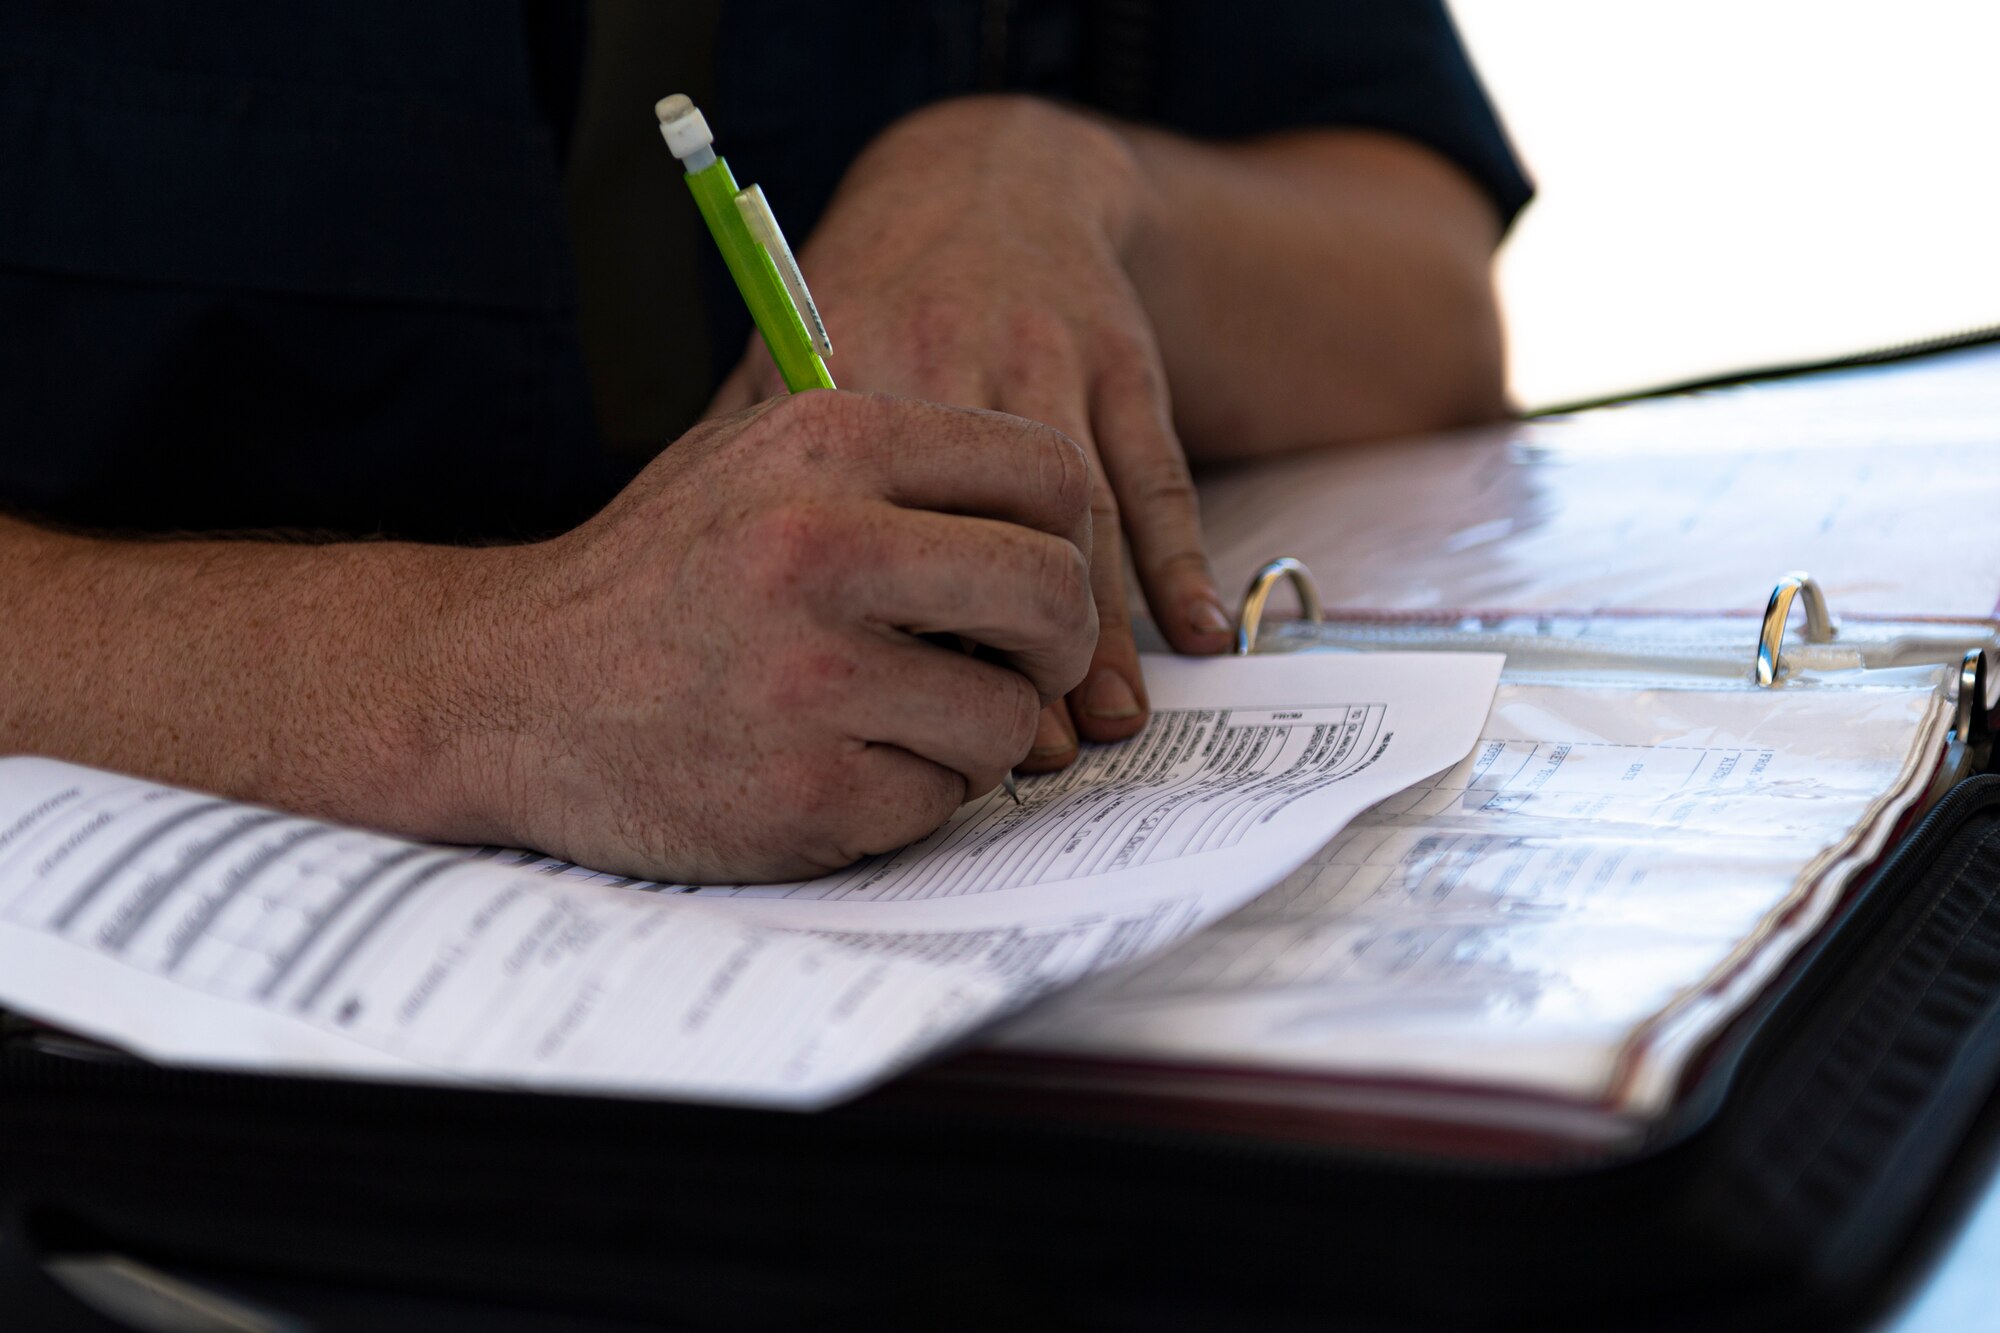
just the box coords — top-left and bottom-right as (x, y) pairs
(1448, 0), (2000, 410)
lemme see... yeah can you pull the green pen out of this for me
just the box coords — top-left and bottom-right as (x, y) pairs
(655, 95), (1023, 805)
(655, 94), (835, 393)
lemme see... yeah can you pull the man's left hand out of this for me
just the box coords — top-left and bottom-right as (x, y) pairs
(709, 95), (1235, 772)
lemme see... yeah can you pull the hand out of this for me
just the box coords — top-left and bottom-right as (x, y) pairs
(710, 96), (1234, 775)
(439, 391), (1094, 883)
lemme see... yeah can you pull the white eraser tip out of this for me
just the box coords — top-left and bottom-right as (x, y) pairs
(654, 94), (713, 161)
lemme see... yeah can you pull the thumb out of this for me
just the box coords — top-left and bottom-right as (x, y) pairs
(703, 342), (784, 420)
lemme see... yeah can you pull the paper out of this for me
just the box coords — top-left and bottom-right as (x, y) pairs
(0, 652), (1499, 1108)
(1197, 342), (2000, 620)
(508, 654), (1499, 991)
(998, 666), (1950, 1119)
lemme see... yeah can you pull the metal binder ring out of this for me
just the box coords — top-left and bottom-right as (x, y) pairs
(1754, 571), (1838, 687)
(1957, 648), (1992, 743)
(1235, 557), (1324, 655)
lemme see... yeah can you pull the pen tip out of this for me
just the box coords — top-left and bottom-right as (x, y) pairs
(1002, 772), (1022, 805)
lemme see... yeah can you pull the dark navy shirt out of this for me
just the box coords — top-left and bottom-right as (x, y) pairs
(0, 0), (1529, 543)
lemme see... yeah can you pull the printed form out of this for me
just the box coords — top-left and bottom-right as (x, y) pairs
(0, 652), (1500, 1108)
(999, 669), (1950, 1118)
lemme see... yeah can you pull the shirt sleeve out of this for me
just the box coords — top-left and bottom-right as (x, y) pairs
(1147, 0), (1534, 230)
(705, 0), (1534, 373)
(0, 1), (614, 541)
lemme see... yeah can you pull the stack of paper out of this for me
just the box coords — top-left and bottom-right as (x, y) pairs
(0, 653), (1499, 1109)
(983, 664), (1952, 1149)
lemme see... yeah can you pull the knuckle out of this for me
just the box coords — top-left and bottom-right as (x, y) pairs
(1001, 306), (1073, 373)
(739, 501), (848, 591)
(1092, 322), (1158, 377)
(764, 387), (828, 430)
(1088, 478), (1120, 525)
(898, 297), (973, 369)
(1031, 536), (1093, 633)
(918, 764), (968, 828)
(769, 390), (875, 466)
(1151, 549), (1212, 581)
(1002, 676), (1042, 754)
(771, 752), (847, 831)
(1033, 426), (1093, 525)
(838, 763), (960, 865)
(763, 644), (859, 716)
(1097, 354), (1177, 425)
(1128, 454), (1200, 511)
(1040, 532), (1088, 608)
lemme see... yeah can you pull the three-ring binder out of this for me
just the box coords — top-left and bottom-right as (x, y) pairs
(1234, 557), (1323, 655)
(1755, 571), (1838, 687)
(1231, 559), (1991, 779)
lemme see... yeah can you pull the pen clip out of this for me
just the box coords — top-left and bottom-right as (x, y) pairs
(734, 185), (833, 359)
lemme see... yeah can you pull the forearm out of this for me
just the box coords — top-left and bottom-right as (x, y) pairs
(1117, 125), (1511, 461)
(0, 517), (502, 841)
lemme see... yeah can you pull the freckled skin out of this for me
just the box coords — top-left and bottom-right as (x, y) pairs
(708, 94), (1509, 774)
(0, 93), (1507, 886)
(0, 392), (1095, 884)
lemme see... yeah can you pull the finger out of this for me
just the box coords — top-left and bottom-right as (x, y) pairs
(802, 743), (969, 869)
(1015, 700), (1079, 774)
(704, 363), (760, 419)
(847, 507), (1095, 704)
(986, 357), (1152, 745)
(866, 360), (989, 412)
(1066, 478), (1152, 744)
(808, 394), (1092, 553)
(828, 300), (990, 407)
(844, 635), (1042, 795)
(704, 338), (780, 419)
(1089, 348), (1232, 655)
(981, 328), (1160, 752)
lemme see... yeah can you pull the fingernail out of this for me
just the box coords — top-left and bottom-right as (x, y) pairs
(1028, 709), (1076, 758)
(1081, 669), (1142, 721)
(1189, 598), (1232, 637)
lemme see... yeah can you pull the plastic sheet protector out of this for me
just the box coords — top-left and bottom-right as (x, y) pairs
(998, 666), (1952, 1123)
(1197, 342), (2000, 621)
(0, 652), (1498, 1109)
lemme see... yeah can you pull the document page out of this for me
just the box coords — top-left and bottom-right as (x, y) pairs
(998, 667), (1950, 1118)
(506, 653), (1502, 994)
(0, 652), (1499, 1108)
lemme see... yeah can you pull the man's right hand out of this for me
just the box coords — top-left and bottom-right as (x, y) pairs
(0, 393), (1093, 883)
(447, 392), (1096, 882)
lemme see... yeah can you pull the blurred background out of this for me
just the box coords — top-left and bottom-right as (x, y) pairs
(1445, 0), (2000, 411)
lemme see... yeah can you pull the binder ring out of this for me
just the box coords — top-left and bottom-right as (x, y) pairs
(1235, 557), (1324, 655)
(1755, 571), (1838, 687)
(1957, 648), (1991, 743)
